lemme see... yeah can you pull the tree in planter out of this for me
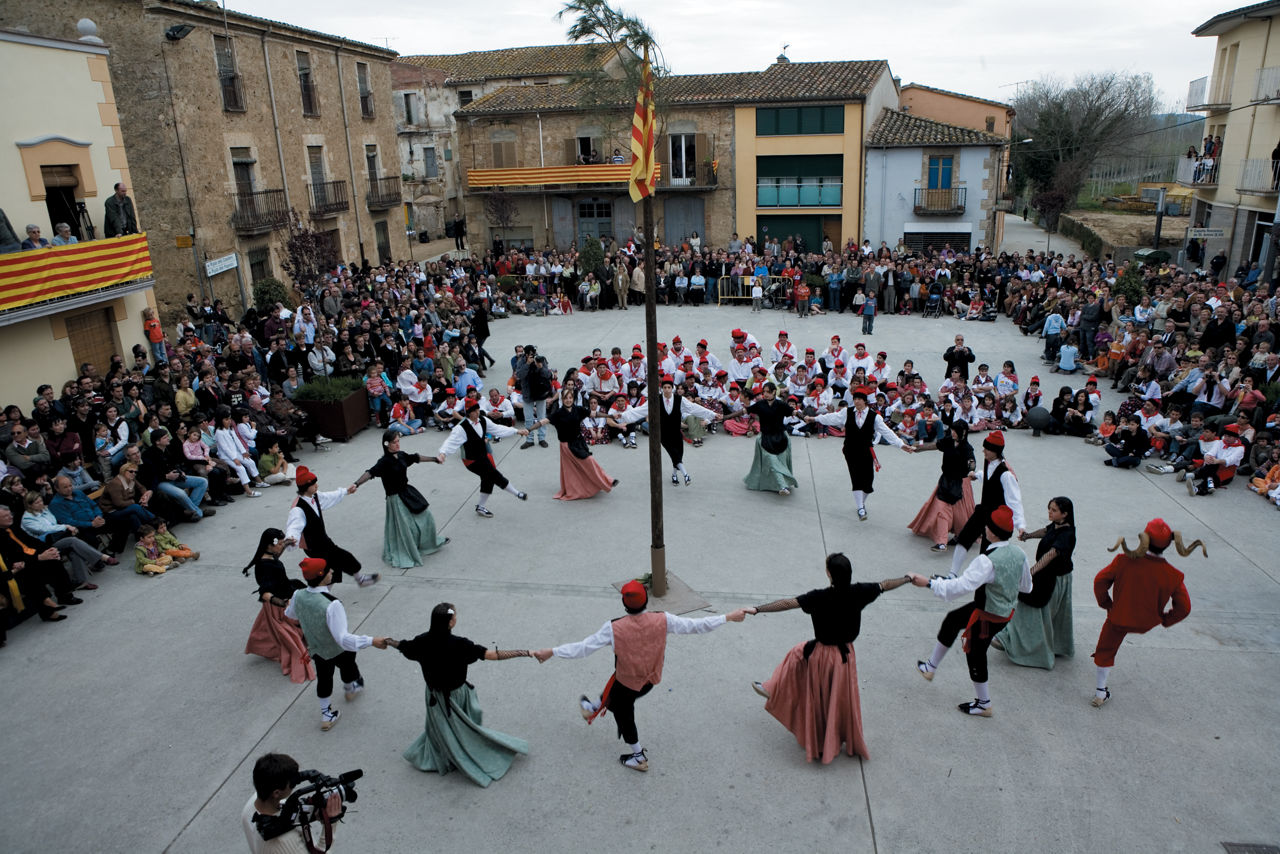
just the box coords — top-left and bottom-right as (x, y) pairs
(279, 209), (331, 302)
(1111, 263), (1147, 307)
(578, 233), (605, 280)
(252, 277), (290, 315)
(484, 190), (518, 253)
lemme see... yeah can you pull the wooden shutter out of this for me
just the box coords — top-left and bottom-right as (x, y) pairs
(564, 138), (579, 165)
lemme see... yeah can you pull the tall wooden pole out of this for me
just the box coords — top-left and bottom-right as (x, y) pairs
(641, 194), (666, 597)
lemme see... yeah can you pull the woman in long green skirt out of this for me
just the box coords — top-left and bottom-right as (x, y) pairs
(354, 431), (449, 568)
(387, 603), (532, 787)
(994, 496), (1077, 669)
(743, 383), (799, 495)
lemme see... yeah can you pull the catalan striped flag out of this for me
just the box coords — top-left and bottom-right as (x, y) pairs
(629, 46), (656, 204)
(0, 233), (152, 313)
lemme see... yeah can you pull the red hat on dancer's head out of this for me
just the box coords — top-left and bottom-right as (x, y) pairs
(621, 579), (648, 612)
(778, 330), (788, 338)
(988, 505), (1015, 539)
(1144, 518), (1172, 549)
(660, 374), (675, 386)
(983, 430), (1006, 455)
(834, 360), (845, 367)
(672, 336), (682, 344)
(300, 557), (328, 581)
(715, 369), (728, 377)
(1031, 376), (1040, 384)
(683, 355), (694, 363)
(295, 466), (318, 488)
(1085, 376), (1099, 386)
(465, 400), (481, 413)
(698, 339), (708, 348)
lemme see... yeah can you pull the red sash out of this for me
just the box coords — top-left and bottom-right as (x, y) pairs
(962, 608), (1014, 653)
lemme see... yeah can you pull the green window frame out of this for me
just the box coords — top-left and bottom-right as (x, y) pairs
(755, 106), (844, 136)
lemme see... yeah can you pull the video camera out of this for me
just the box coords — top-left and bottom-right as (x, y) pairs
(254, 768), (362, 845)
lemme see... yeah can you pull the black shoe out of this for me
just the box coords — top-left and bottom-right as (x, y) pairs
(521, 441), (534, 450)
(538, 440), (549, 448)
(516, 491), (528, 501)
(60, 595), (84, 606)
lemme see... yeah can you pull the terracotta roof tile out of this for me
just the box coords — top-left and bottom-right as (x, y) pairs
(866, 108), (1009, 148)
(746, 60), (889, 102)
(400, 45), (611, 84)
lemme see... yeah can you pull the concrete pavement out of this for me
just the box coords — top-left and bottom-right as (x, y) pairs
(1, 302), (1277, 853)
(1001, 212), (1086, 259)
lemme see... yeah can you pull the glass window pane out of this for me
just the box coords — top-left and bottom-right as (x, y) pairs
(799, 107), (822, 135)
(757, 182), (778, 206)
(756, 109), (777, 136)
(822, 106), (844, 133)
(777, 108), (799, 135)
(778, 181), (799, 206)
(823, 181), (841, 206)
(799, 177), (821, 206)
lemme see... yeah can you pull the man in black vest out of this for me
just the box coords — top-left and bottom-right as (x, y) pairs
(949, 430), (1025, 573)
(614, 375), (718, 486)
(436, 401), (529, 517)
(283, 466), (379, 587)
(809, 386), (912, 520)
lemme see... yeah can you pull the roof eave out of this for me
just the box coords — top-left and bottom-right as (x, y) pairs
(1192, 0), (1280, 36)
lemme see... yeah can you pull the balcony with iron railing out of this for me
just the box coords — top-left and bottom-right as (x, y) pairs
(913, 187), (967, 215)
(658, 161), (719, 190)
(1255, 66), (1280, 102)
(231, 189), (290, 233)
(1187, 75), (1231, 111)
(1236, 158), (1280, 195)
(465, 162), (660, 192)
(366, 176), (402, 209)
(756, 178), (843, 208)
(1175, 156), (1219, 188)
(309, 179), (349, 216)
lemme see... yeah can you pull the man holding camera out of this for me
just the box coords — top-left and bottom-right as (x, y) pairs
(244, 753), (343, 853)
(515, 345), (553, 449)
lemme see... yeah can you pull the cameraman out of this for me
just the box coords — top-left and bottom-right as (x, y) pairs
(243, 753), (342, 853)
(515, 345), (552, 448)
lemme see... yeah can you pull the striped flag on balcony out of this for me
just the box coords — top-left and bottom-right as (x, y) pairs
(629, 46), (656, 204)
(0, 233), (152, 313)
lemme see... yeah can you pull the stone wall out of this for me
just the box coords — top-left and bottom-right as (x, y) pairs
(2, 0), (409, 322)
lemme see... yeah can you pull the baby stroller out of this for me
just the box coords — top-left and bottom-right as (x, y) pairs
(922, 282), (945, 318)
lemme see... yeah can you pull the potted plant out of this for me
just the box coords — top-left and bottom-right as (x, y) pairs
(292, 376), (368, 441)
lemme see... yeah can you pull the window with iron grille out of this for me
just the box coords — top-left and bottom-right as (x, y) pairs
(247, 247), (271, 282)
(214, 35), (244, 112)
(357, 62), (374, 118)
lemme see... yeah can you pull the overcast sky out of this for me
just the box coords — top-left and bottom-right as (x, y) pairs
(230, 0), (1218, 110)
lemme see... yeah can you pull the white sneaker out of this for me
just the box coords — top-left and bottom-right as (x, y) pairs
(246, 490), (263, 498)
(579, 694), (598, 720)
(344, 682), (364, 701)
(321, 708), (340, 731)
(355, 573), (381, 587)
(315, 435), (333, 444)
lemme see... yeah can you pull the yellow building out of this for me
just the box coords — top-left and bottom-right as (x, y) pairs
(0, 20), (155, 408)
(1181, 2), (1280, 269)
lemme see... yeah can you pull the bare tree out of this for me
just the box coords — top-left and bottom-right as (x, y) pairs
(484, 190), (518, 249)
(278, 209), (329, 298)
(1012, 72), (1159, 222)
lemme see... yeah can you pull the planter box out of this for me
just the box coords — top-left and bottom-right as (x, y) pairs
(295, 389), (368, 442)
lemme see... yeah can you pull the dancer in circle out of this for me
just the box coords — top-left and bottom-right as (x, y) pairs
(614, 375), (718, 486)
(353, 430), (449, 568)
(993, 496), (1077, 669)
(1090, 518), (1203, 707)
(748, 553), (912, 762)
(910, 505), (1032, 717)
(948, 430), (1023, 574)
(808, 386), (911, 520)
(435, 399), (529, 517)
(386, 602), (531, 787)
(742, 382), (799, 495)
(908, 421), (976, 552)
(533, 581), (749, 772)
(530, 388), (618, 500)
(284, 466), (380, 587)
(242, 527), (314, 684)
(285, 557), (389, 731)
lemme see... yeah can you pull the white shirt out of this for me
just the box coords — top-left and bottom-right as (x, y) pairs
(284, 585), (372, 652)
(397, 369), (431, 404)
(615, 395), (716, 425)
(284, 489), (350, 548)
(552, 612), (727, 659)
(982, 458), (1025, 530)
(437, 418), (521, 455)
(815, 407), (904, 447)
(928, 542), (1033, 602)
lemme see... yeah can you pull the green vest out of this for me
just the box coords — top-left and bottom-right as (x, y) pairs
(293, 588), (344, 660)
(982, 543), (1025, 619)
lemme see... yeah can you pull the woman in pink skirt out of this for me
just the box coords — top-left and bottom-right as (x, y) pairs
(748, 554), (911, 763)
(534, 388), (619, 500)
(908, 421), (977, 553)
(243, 527), (315, 683)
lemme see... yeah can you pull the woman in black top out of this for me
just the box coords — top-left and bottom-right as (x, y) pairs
(353, 430), (448, 568)
(241, 527), (314, 683)
(742, 382), (800, 495)
(532, 388), (618, 500)
(908, 421), (977, 551)
(387, 602), (531, 787)
(994, 496), (1077, 669)
(748, 553), (912, 763)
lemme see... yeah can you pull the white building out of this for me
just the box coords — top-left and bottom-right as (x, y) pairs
(864, 108), (1007, 253)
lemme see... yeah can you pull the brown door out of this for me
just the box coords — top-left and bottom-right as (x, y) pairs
(65, 308), (122, 379)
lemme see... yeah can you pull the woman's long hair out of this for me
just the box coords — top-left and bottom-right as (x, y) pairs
(242, 527), (285, 576)
(826, 553), (853, 587)
(1049, 496), (1075, 526)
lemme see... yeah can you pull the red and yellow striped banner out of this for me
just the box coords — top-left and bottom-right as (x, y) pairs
(0, 233), (152, 313)
(629, 46), (656, 203)
(468, 162), (660, 189)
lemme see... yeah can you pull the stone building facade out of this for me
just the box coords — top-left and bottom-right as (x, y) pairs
(1, 0), (409, 322)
